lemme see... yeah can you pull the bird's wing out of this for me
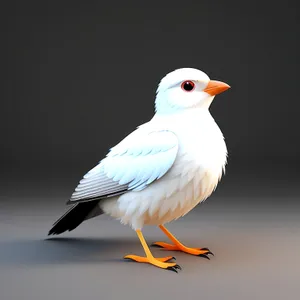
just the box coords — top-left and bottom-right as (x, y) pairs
(68, 129), (179, 204)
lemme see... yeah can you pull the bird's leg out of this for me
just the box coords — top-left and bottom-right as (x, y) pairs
(124, 229), (181, 272)
(152, 225), (214, 259)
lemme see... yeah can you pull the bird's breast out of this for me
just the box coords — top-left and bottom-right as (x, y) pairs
(173, 114), (227, 174)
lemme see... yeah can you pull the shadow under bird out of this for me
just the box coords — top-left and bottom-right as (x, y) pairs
(48, 67), (230, 272)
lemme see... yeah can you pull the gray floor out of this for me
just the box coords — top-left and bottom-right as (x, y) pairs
(0, 172), (300, 300)
(0, 175), (300, 300)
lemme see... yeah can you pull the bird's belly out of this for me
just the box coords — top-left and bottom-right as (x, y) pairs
(100, 167), (222, 229)
(143, 170), (221, 225)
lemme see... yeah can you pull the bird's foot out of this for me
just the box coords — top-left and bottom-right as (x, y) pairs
(124, 254), (181, 272)
(152, 242), (214, 259)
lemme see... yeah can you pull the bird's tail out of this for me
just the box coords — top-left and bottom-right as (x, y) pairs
(48, 201), (103, 236)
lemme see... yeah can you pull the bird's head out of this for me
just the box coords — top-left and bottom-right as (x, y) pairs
(154, 68), (230, 114)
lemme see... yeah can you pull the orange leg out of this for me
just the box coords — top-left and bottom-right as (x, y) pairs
(152, 225), (214, 259)
(124, 229), (181, 272)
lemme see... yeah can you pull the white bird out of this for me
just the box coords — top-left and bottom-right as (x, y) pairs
(48, 68), (230, 272)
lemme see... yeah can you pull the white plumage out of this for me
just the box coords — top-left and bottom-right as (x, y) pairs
(69, 68), (229, 230)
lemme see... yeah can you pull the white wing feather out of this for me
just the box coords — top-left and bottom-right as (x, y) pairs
(69, 130), (179, 203)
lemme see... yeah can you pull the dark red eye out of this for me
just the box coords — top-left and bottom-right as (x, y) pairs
(181, 80), (195, 92)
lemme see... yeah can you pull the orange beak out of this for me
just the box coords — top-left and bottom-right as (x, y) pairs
(203, 80), (230, 96)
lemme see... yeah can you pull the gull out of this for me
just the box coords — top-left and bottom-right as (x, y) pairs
(48, 68), (230, 272)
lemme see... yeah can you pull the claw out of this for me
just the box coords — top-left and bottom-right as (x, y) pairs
(167, 266), (178, 273)
(167, 264), (181, 273)
(198, 254), (210, 260)
(198, 248), (214, 256)
(201, 247), (210, 251)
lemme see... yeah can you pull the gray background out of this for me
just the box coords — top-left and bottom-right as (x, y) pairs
(1, 0), (299, 299)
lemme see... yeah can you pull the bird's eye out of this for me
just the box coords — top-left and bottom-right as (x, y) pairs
(181, 80), (195, 92)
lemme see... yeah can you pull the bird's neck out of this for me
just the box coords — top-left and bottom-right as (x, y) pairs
(151, 107), (215, 126)
(154, 94), (214, 114)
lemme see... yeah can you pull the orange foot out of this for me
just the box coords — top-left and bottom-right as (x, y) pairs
(124, 229), (182, 273)
(124, 254), (181, 272)
(152, 242), (213, 259)
(151, 225), (214, 260)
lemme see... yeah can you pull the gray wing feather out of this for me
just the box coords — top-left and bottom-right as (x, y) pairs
(68, 130), (179, 204)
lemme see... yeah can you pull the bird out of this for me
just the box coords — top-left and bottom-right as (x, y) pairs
(48, 67), (230, 272)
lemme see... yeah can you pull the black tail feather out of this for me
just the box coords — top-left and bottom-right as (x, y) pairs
(48, 201), (101, 236)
